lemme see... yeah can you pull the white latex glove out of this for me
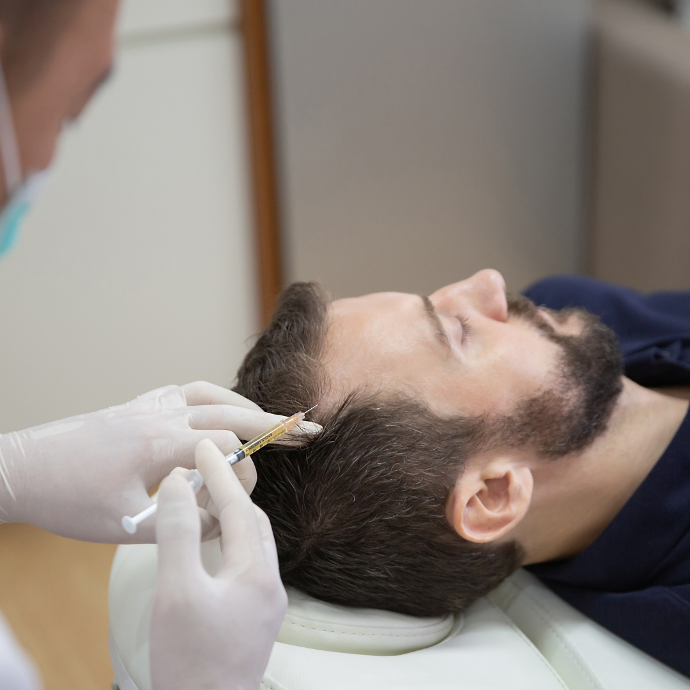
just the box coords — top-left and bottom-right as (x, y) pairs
(0, 381), (291, 543)
(150, 439), (287, 690)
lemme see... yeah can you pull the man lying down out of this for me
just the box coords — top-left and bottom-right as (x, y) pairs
(233, 269), (690, 677)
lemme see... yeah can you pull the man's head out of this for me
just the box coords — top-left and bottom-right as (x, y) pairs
(0, 0), (118, 202)
(235, 270), (623, 616)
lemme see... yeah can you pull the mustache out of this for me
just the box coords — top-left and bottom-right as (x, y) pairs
(506, 293), (594, 342)
(506, 294), (556, 335)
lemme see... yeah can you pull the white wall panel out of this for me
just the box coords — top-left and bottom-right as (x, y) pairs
(0, 12), (255, 432)
(119, 0), (238, 37)
(270, 0), (590, 298)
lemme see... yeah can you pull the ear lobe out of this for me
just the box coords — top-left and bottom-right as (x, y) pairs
(450, 464), (533, 544)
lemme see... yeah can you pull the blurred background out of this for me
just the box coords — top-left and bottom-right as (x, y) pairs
(1, 0), (689, 687)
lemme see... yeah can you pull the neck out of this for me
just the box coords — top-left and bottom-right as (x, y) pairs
(513, 377), (689, 565)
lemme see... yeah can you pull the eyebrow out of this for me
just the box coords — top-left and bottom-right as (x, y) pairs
(420, 295), (451, 353)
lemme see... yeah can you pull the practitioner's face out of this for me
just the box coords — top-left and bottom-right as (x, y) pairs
(0, 0), (119, 204)
(324, 270), (578, 418)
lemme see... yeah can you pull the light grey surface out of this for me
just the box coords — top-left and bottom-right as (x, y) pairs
(0, 1), (257, 433)
(270, 0), (590, 298)
(590, 0), (690, 291)
(118, 0), (237, 36)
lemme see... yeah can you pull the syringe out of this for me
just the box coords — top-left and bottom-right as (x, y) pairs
(122, 406), (317, 535)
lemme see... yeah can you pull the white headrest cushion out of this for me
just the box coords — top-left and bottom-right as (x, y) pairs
(277, 587), (457, 656)
(198, 538), (456, 655)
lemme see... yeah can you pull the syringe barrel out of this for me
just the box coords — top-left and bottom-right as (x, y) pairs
(121, 410), (310, 535)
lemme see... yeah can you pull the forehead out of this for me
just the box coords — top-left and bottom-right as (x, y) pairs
(325, 291), (440, 397)
(329, 291), (424, 347)
(331, 291), (414, 321)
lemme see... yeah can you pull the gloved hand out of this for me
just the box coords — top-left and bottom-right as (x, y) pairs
(0, 381), (290, 543)
(150, 439), (287, 690)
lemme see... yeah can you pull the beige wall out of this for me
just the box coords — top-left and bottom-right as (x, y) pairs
(0, 0), (258, 433)
(590, 0), (690, 292)
(270, 0), (591, 299)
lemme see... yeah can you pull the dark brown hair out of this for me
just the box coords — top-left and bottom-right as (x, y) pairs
(234, 282), (522, 617)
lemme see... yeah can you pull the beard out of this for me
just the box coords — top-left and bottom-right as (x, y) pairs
(486, 294), (624, 459)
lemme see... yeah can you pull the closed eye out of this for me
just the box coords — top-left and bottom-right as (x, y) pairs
(456, 314), (470, 344)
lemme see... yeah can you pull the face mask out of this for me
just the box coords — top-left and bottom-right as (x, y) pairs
(0, 57), (52, 257)
(0, 168), (52, 254)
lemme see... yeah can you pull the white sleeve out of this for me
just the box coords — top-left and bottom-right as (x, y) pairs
(0, 612), (42, 690)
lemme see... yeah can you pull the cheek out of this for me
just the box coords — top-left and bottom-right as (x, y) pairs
(429, 338), (557, 416)
(482, 338), (557, 407)
(14, 96), (63, 171)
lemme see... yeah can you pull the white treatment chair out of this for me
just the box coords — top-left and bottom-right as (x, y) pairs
(108, 540), (690, 690)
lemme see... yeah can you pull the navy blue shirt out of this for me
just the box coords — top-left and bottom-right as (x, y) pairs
(523, 275), (690, 678)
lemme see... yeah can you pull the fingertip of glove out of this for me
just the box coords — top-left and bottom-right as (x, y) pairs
(195, 439), (226, 470)
(159, 471), (193, 501)
(195, 437), (219, 454)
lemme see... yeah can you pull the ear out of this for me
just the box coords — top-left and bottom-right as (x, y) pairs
(448, 453), (533, 544)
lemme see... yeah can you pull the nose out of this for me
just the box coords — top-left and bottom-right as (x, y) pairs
(431, 269), (508, 322)
(469, 269), (508, 321)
